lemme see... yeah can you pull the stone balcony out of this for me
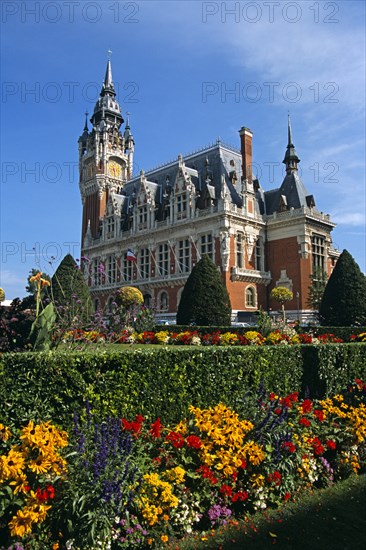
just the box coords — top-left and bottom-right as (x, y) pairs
(230, 266), (272, 285)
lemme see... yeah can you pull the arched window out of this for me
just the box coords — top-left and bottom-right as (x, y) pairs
(144, 293), (152, 308)
(94, 298), (100, 311)
(159, 291), (169, 311)
(245, 287), (256, 308)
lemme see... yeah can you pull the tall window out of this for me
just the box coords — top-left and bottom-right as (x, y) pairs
(93, 259), (101, 286)
(122, 255), (132, 282)
(245, 287), (256, 308)
(236, 233), (243, 268)
(176, 194), (187, 219)
(158, 243), (169, 276)
(200, 234), (213, 260)
(178, 239), (190, 273)
(107, 255), (116, 284)
(107, 217), (115, 239)
(255, 238), (263, 271)
(140, 248), (150, 279)
(312, 235), (325, 270)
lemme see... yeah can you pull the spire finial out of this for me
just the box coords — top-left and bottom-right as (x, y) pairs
(126, 111), (130, 128)
(287, 112), (293, 147)
(103, 51), (113, 90)
(83, 110), (89, 131)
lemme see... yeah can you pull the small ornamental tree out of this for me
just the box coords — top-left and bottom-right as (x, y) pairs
(176, 254), (231, 326)
(307, 266), (328, 313)
(319, 249), (366, 326)
(0, 288), (5, 303)
(270, 286), (293, 323)
(51, 254), (93, 318)
(116, 286), (144, 326)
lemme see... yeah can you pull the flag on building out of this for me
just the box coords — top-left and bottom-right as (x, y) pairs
(126, 248), (137, 262)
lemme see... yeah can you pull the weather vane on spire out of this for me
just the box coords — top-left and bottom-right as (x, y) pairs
(107, 49), (112, 59)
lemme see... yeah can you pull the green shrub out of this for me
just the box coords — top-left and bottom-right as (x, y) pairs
(1, 345), (365, 432)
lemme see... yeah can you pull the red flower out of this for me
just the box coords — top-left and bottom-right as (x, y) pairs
(121, 415), (144, 436)
(299, 417), (311, 427)
(197, 465), (218, 484)
(166, 431), (185, 448)
(150, 418), (163, 438)
(281, 392), (298, 408)
(232, 490), (249, 502)
(274, 408), (282, 415)
(301, 399), (312, 414)
(283, 492), (291, 501)
(282, 441), (296, 453)
(239, 459), (247, 469)
(36, 485), (55, 502)
(311, 437), (324, 456)
(186, 435), (202, 449)
(267, 471), (282, 486)
(326, 440), (337, 450)
(314, 409), (325, 422)
(269, 392), (276, 401)
(220, 484), (233, 497)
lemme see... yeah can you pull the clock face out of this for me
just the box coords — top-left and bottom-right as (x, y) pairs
(109, 161), (122, 178)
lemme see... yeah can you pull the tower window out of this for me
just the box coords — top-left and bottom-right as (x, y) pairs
(140, 248), (150, 279)
(178, 239), (190, 273)
(122, 254), (132, 282)
(158, 243), (169, 276)
(255, 238), (263, 271)
(312, 235), (325, 270)
(107, 255), (116, 284)
(236, 233), (243, 269)
(200, 234), (213, 260)
(107, 217), (115, 239)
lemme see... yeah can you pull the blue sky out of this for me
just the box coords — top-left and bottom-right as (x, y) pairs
(1, 0), (365, 300)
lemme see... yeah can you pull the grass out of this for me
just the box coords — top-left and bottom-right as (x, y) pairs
(170, 474), (366, 550)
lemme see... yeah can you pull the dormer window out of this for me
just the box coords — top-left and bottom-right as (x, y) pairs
(176, 194), (187, 220)
(138, 205), (148, 229)
(107, 217), (115, 239)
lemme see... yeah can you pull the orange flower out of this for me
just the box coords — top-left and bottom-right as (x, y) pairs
(161, 534), (169, 543)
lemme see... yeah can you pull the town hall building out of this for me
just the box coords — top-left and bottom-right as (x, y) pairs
(79, 60), (339, 322)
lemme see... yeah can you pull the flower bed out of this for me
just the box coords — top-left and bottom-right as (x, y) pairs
(1, 379), (365, 549)
(60, 328), (363, 346)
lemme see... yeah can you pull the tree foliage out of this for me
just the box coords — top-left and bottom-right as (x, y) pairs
(51, 254), (93, 317)
(116, 286), (144, 309)
(176, 254), (231, 326)
(270, 286), (293, 305)
(319, 249), (366, 326)
(0, 288), (5, 302)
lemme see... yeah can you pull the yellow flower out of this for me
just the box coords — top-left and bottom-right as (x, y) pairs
(8, 508), (34, 537)
(28, 454), (52, 474)
(9, 473), (30, 494)
(0, 423), (11, 442)
(0, 448), (25, 479)
(250, 473), (265, 487)
(161, 534), (169, 543)
(174, 420), (188, 434)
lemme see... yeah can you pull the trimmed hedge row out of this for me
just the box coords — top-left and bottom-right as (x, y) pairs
(0, 344), (365, 430)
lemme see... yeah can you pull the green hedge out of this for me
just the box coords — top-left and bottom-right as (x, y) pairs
(0, 344), (365, 431)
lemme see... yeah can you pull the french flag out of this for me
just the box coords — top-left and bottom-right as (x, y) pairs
(126, 248), (137, 262)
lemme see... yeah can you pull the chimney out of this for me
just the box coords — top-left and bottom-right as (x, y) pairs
(239, 126), (253, 183)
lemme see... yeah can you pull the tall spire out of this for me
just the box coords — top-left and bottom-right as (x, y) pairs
(83, 110), (89, 132)
(283, 113), (300, 173)
(101, 49), (115, 97)
(287, 113), (293, 147)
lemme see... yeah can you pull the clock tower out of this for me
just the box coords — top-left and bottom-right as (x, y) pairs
(78, 57), (134, 245)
